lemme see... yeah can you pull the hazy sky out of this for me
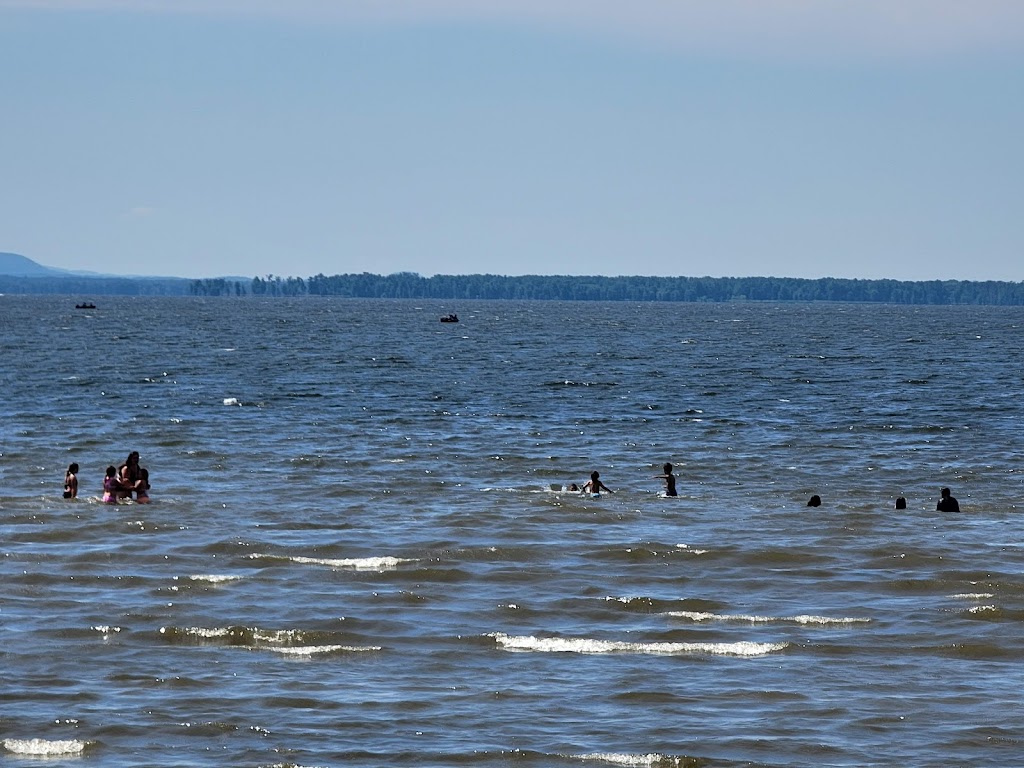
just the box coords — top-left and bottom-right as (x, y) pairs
(2, 1), (1022, 280)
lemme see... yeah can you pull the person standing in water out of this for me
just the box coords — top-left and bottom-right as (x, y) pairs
(63, 463), (79, 499)
(936, 487), (960, 512)
(654, 462), (677, 497)
(583, 471), (613, 496)
(102, 466), (120, 504)
(133, 467), (151, 504)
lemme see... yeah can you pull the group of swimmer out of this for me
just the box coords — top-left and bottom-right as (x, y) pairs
(565, 464), (678, 497)
(570, 464), (960, 510)
(806, 486), (962, 511)
(63, 451), (151, 504)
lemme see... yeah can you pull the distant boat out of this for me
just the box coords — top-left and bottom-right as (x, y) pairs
(440, 313), (459, 323)
(75, 303), (96, 309)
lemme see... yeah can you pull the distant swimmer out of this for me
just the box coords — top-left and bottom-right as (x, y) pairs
(63, 463), (79, 499)
(807, 494), (822, 507)
(567, 483), (580, 492)
(102, 466), (119, 504)
(895, 496), (907, 510)
(583, 471), (613, 497)
(936, 487), (960, 512)
(654, 462), (677, 497)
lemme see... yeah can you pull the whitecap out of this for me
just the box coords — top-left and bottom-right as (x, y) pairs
(489, 632), (786, 656)
(266, 645), (381, 656)
(223, 397), (240, 406)
(674, 544), (709, 555)
(665, 611), (870, 625)
(186, 574), (243, 584)
(950, 593), (995, 600)
(967, 605), (998, 614)
(288, 555), (413, 571)
(3, 739), (89, 756)
(162, 626), (233, 639)
(569, 753), (670, 767)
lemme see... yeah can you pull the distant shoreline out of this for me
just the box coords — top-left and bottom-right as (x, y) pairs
(3, 272), (1024, 305)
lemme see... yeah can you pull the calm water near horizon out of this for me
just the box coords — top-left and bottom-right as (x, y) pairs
(1, 295), (1023, 767)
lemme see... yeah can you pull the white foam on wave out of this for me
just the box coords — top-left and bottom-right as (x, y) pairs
(674, 543), (709, 555)
(186, 574), (243, 584)
(267, 644), (381, 656)
(666, 611), (870, 625)
(223, 397), (240, 406)
(569, 753), (673, 767)
(950, 592), (995, 600)
(160, 626), (381, 655)
(3, 739), (89, 756)
(286, 554), (413, 571)
(967, 605), (998, 614)
(489, 632), (787, 656)
(163, 626), (233, 639)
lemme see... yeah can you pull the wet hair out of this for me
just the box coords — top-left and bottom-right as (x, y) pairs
(940, 487), (951, 497)
(122, 452), (140, 483)
(807, 494), (822, 507)
(591, 471), (600, 481)
(66, 463), (79, 475)
(105, 465), (117, 478)
(663, 463), (673, 474)
(895, 496), (907, 510)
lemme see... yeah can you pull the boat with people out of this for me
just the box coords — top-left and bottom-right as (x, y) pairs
(75, 302), (97, 309)
(440, 313), (459, 323)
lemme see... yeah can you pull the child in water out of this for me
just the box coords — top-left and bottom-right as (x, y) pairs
(134, 467), (151, 504)
(582, 471), (613, 497)
(654, 462), (677, 497)
(102, 466), (119, 504)
(63, 463), (79, 499)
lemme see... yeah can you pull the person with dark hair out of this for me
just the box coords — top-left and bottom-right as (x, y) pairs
(63, 463), (79, 499)
(102, 466), (120, 504)
(654, 462), (678, 497)
(118, 454), (141, 501)
(895, 496), (907, 510)
(807, 494), (822, 507)
(583, 471), (613, 497)
(936, 487), (960, 512)
(134, 467), (151, 504)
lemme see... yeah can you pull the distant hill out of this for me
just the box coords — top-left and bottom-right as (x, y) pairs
(0, 252), (67, 277)
(0, 252), (194, 296)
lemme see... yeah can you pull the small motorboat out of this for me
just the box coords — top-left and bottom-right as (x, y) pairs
(75, 303), (97, 309)
(440, 313), (459, 323)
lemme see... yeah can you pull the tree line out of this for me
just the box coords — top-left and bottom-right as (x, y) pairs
(4, 272), (1023, 305)
(188, 273), (1024, 305)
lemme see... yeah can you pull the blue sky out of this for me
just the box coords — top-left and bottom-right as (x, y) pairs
(2, 1), (1022, 280)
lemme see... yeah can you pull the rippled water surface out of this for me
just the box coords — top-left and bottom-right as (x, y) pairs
(2, 296), (1023, 767)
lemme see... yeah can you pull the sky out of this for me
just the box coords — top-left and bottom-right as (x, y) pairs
(1, 1), (1022, 281)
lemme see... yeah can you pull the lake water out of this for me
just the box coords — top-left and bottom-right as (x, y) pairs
(2, 296), (1023, 767)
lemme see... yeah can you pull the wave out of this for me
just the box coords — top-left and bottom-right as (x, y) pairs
(158, 626), (380, 655)
(488, 632), (787, 656)
(568, 753), (697, 767)
(604, 596), (724, 614)
(2, 739), (91, 756)
(182, 574), (244, 585)
(665, 611), (871, 626)
(266, 645), (378, 657)
(950, 593), (995, 600)
(250, 553), (414, 571)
